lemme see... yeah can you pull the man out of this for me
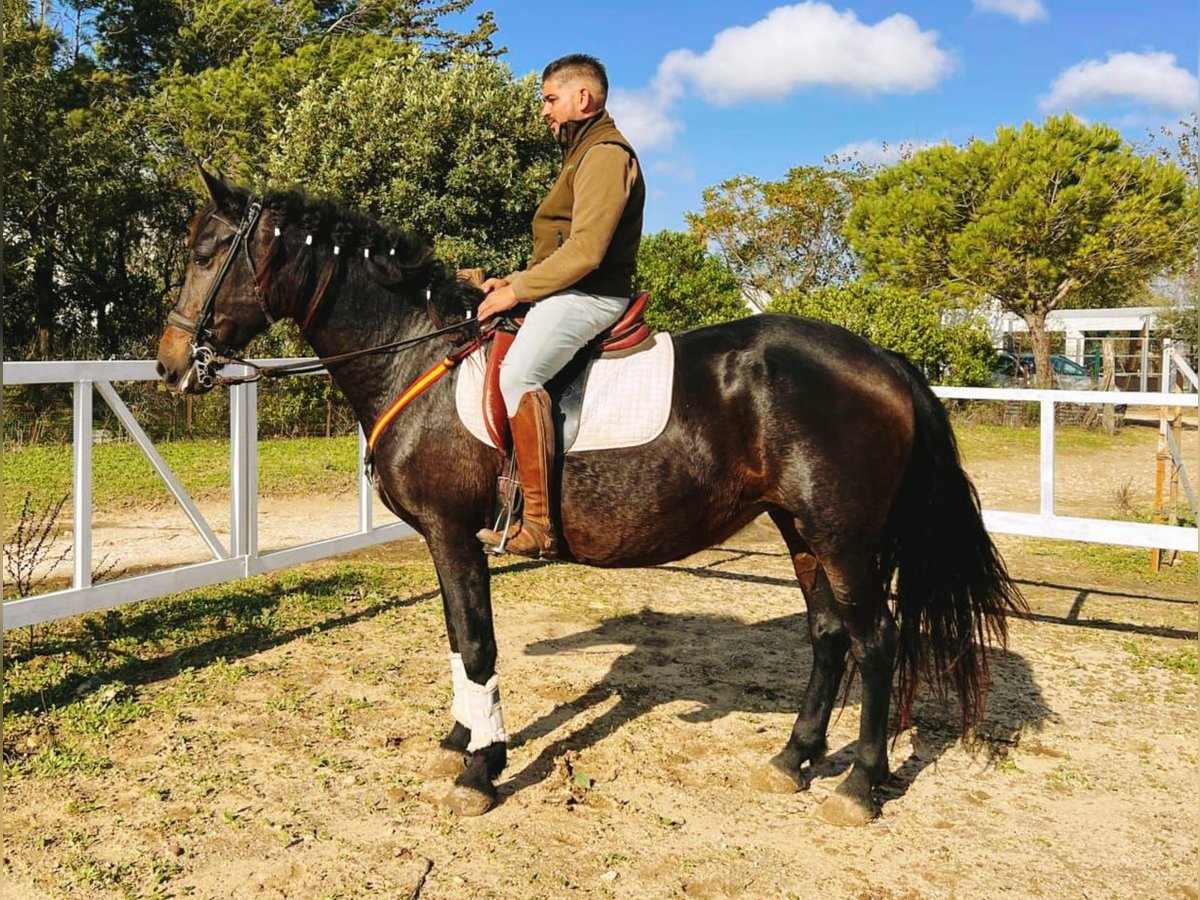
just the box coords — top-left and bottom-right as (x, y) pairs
(475, 54), (646, 558)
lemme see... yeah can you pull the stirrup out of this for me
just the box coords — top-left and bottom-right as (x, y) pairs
(483, 456), (522, 556)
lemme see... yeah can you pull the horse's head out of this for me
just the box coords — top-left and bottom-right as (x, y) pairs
(157, 169), (276, 394)
(158, 170), (482, 395)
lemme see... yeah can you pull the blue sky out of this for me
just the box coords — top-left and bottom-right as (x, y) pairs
(453, 0), (1199, 233)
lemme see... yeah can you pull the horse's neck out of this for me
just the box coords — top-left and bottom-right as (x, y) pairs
(303, 288), (445, 435)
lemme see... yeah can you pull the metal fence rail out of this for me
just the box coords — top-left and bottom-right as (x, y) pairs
(2, 360), (1197, 631)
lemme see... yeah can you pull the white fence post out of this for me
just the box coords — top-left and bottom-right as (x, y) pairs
(358, 428), (373, 534)
(72, 380), (93, 590)
(1039, 396), (1055, 517)
(229, 375), (258, 562)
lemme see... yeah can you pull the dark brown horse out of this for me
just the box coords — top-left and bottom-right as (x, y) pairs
(157, 171), (1026, 825)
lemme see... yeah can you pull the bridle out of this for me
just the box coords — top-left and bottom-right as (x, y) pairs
(166, 195), (487, 390)
(167, 198), (273, 389)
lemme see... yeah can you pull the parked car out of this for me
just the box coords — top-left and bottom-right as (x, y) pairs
(991, 351), (1127, 418)
(991, 351), (1095, 390)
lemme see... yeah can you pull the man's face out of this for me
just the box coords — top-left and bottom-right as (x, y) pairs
(540, 77), (585, 136)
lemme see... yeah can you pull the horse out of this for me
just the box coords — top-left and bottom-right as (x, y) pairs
(156, 169), (1026, 825)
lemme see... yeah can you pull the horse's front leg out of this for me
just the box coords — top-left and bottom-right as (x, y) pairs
(426, 531), (507, 816)
(424, 572), (473, 776)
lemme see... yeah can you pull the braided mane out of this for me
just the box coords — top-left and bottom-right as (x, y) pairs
(205, 184), (482, 334)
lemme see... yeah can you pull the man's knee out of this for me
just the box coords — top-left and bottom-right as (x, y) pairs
(499, 364), (537, 417)
(499, 362), (529, 398)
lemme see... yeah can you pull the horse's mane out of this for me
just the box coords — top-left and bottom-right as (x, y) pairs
(206, 183), (482, 333)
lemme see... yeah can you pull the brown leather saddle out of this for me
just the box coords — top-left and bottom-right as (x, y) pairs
(481, 290), (652, 452)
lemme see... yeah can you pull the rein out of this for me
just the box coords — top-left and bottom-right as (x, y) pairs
(208, 316), (494, 472)
(209, 317), (487, 386)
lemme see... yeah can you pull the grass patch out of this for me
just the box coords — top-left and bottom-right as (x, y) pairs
(1013, 538), (1198, 585)
(2, 559), (434, 780)
(1045, 764), (1093, 794)
(3, 435), (360, 522)
(1122, 638), (1199, 675)
(951, 420), (1153, 463)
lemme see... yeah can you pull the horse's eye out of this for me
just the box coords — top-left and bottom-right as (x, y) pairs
(193, 251), (212, 267)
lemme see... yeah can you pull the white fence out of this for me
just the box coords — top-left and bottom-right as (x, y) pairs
(2, 360), (414, 630)
(2, 357), (1197, 631)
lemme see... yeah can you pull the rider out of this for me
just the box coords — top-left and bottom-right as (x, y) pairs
(475, 53), (646, 558)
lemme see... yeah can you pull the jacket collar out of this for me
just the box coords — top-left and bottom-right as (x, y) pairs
(556, 110), (611, 154)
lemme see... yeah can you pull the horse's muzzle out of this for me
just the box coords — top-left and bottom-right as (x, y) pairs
(157, 326), (220, 395)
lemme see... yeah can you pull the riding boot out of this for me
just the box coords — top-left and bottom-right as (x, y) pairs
(477, 389), (558, 558)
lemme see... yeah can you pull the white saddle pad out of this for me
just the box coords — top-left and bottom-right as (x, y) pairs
(455, 332), (675, 452)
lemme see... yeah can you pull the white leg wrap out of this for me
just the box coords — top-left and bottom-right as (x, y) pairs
(449, 653), (470, 728)
(463, 674), (507, 753)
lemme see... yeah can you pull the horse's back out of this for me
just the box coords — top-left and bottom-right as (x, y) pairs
(670, 314), (915, 440)
(557, 314), (916, 566)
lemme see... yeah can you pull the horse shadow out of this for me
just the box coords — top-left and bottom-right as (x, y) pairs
(501, 607), (1052, 809)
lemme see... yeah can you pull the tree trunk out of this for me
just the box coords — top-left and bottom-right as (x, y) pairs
(34, 201), (59, 358)
(1024, 310), (1054, 389)
(34, 253), (55, 359)
(1100, 338), (1117, 435)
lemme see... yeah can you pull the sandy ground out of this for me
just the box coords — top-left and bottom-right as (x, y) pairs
(3, 423), (1197, 899)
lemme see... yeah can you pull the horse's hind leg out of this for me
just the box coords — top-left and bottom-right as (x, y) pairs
(752, 513), (851, 793)
(815, 557), (897, 826)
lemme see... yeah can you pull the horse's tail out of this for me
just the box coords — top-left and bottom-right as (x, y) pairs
(881, 352), (1028, 732)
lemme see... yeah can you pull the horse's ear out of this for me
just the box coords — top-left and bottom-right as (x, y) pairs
(198, 166), (232, 209)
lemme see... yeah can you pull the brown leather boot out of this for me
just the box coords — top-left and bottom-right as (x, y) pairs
(477, 389), (558, 558)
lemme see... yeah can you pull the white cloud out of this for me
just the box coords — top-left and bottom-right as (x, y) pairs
(659, 3), (952, 106)
(828, 139), (943, 165)
(608, 2), (952, 151)
(1040, 51), (1199, 113)
(973, 0), (1047, 24)
(608, 84), (685, 152)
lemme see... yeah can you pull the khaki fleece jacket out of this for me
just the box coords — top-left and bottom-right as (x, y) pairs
(506, 143), (641, 302)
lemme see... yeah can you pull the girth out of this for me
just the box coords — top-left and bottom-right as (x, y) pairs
(482, 291), (652, 452)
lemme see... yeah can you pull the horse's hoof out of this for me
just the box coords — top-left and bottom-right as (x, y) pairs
(444, 782), (496, 817)
(749, 755), (805, 794)
(427, 747), (468, 778)
(815, 788), (876, 826)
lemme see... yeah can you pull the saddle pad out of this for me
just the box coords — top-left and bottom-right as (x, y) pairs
(455, 332), (675, 452)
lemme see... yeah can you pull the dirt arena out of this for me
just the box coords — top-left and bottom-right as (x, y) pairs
(3, 421), (1197, 899)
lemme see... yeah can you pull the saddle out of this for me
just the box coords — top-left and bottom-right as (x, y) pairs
(482, 291), (652, 452)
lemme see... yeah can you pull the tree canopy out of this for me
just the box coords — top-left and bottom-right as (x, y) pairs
(1, 0), (509, 359)
(846, 115), (1196, 384)
(634, 231), (748, 333)
(686, 165), (865, 309)
(2, 1), (188, 358)
(268, 54), (555, 274)
(768, 282), (995, 385)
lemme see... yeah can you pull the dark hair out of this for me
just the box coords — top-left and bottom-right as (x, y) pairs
(542, 54), (608, 100)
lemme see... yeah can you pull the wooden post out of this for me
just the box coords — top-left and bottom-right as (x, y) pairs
(1165, 404), (1183, 566)
(1150, 341), (1173, 572)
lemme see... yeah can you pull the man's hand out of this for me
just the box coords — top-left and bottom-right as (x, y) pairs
(478, 281), (520, 321)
